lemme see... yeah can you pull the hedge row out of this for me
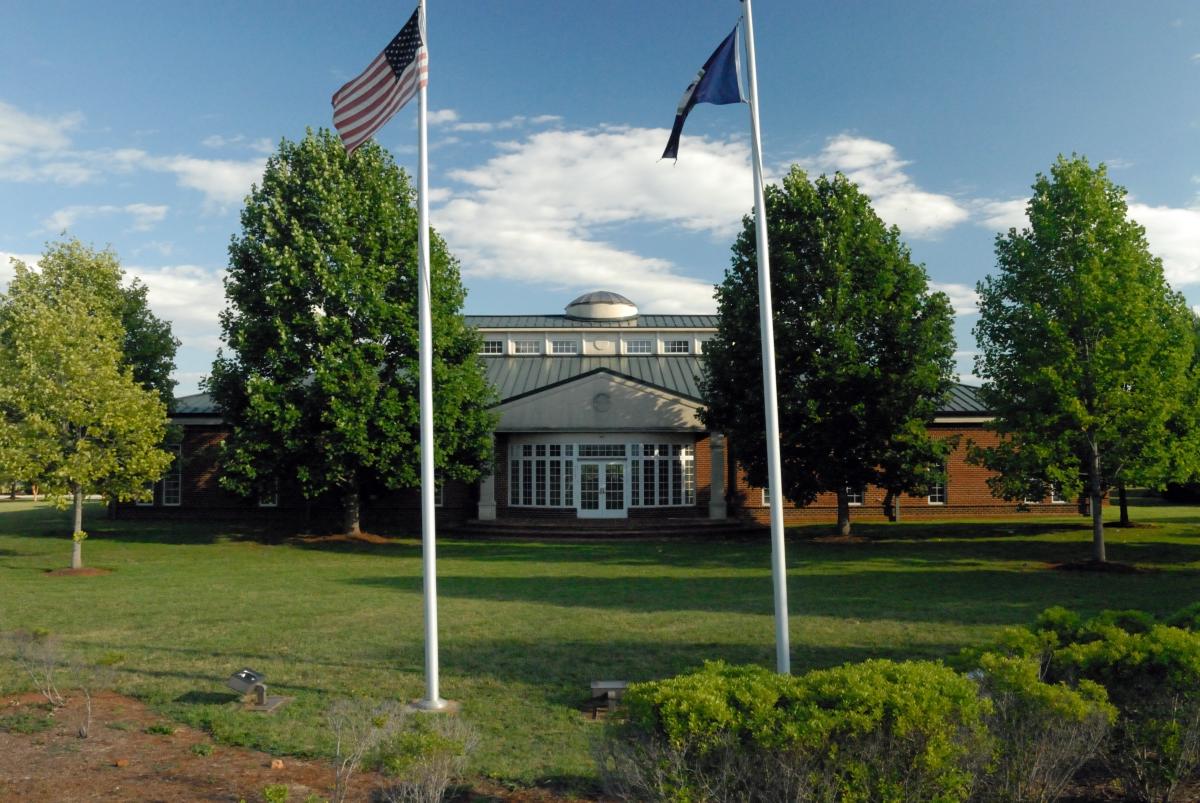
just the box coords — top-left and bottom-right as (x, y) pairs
(597, 604), (1200, 803)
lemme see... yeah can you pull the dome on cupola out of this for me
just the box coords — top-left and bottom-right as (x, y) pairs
(564, 291), (638, 321)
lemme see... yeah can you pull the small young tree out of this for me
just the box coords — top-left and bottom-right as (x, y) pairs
(973, 156), (1193, 561)
(702, 168), (956, 535)
(0, 255), (172, 568)
(208, 130), (496, 534)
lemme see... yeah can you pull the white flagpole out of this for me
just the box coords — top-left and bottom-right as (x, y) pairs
(741, 0), (791, 675)
(414, 0), (447, 710)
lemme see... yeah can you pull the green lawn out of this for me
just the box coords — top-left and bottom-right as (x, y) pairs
(1, 499), (1199, 790)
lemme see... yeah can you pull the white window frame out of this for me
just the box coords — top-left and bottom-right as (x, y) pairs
(513, 339), (542, 355)
(928, 465), (947, 505)
(761, 488), (770, 507)
(846, 486), (864, 506)
(1049, 483), (1067, 504)
(136, 481), (155, 507)
(551, 339), (579, 355)
(625, 339), (653, 355)
(663, 339), (691, 354)
(480, 339), (504, 355)
(162, 444), (182, 507)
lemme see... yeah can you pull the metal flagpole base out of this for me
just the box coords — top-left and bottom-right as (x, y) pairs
(408, 697), (460, 714)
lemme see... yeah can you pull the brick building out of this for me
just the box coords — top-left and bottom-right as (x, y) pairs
(129, 291), (1067, 530)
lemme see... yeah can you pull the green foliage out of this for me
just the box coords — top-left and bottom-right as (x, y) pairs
(0, 711), (55, 734)
(191, 742), (214, 757)
(702, 168), (955, 533)
(0, 240), (174, 551)
(206, 129), (495, 528)
(262, 784), (290, 803)
(607, 659), (989, 803)
(973, 155), (1194, 558)
(969, 653), (1114, 802)
(5, 239), (179, 407)
(145, 723), (176, 735)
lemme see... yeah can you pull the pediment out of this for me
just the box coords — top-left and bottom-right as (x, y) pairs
(493, 371), (703, 432)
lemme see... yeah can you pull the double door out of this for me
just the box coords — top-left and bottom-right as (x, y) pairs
(578, 460), (625, 518)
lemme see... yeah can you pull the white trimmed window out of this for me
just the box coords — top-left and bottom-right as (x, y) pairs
(846, 486), (864, 506)
(551, 339), (579, 355)
(629, 443), (695, 507)
(761, 487), (770, 507)
(1050, 484), (1066, 504)
(928, 466), (947, 505)
(663, 339), (690, 354)
(162, 444), (182, 506)
(513, 340), (542, 355)
(136, 481), (155, 507)
(480, 340), (504, 354)
(625, 339), (653, 355)
(509, 444), (575, 508)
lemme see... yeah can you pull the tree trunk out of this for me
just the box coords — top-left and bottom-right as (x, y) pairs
(342, 485), (362, 536)
(836, 488), (851, 536)
(1117, 481), (1130, 527)
(1089, 441), (1105, 563)
(71, 486), (84, 569)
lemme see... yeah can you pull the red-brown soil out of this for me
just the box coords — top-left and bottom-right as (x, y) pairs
(0, 692), (595, 803)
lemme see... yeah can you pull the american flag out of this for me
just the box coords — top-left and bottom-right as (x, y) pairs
(332, 7), (428, 154)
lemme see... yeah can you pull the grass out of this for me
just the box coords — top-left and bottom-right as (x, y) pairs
(0, 498), (1198, 790)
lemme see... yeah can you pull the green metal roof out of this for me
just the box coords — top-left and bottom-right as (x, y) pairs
(465, 314), (718, 329)
(485, 356), (705, 403)
(940, 383), (987, 414)
(172, 374), (986, 416)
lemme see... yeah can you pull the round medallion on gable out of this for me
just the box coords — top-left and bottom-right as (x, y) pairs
(592, 392), (611, 412)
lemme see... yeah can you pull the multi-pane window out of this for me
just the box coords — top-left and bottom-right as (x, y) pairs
(509, 444), (574, 508)
(630, 443), (694, 507)
(480, 340), (504, 354)
(846, 486), (864, 506)
(663, 339), (690, 354)
(551, 339), (579, 355)
(625, 339), (653, 355)
(162, 444), (182, 506)
(579, 444), (626, 458)
(928, 465), (947, 504)
(136, 481), (154, 507)
(513, 340), (542, 355)
(761, 488), (771, 507)
(1049, 484), (1066, 504)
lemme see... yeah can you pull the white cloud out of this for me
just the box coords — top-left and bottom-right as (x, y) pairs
(801, 135), (969, 238)
(440, 113), (565, 135)
(1129, 203), (1200, 287)
(436, 126), (753, 311)
(124, 263), (227, 344)
(427, 109), (460, 125)
(0, 251), (41, 288)
(139, 154), (265, 209)
(930, 282), (979, 316)
(40, 202), (168, 233)
(974, 198), (1027, 231)
(0, 100), (81, 162)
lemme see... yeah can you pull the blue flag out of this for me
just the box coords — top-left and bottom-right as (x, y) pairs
(663, 25), (745, 160)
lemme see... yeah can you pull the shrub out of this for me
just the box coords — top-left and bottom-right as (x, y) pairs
(326, 698), (403, 803)
(598, 659), (991, 803)
(1165, 603), (1200, 632)
(1052, 622), (1200, 802)
(377, 715), (478, 803)
(969, 653), (1115, 802)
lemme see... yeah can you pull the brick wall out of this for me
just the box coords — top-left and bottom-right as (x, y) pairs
(733, 423), (1093, 524)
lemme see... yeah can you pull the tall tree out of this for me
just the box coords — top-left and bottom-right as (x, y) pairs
(7, 240), (180, 409)
(973, 155), (1192, 561)
(702, 168), (956, 535)
(0, 260), (173, 568)
(206, 129), (496, 534)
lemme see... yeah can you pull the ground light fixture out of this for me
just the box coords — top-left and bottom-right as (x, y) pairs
(226, 667), (292, 713)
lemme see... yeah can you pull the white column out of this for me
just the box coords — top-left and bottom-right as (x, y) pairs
(478, 438), (497, 520)
(709, 433), (727, 520)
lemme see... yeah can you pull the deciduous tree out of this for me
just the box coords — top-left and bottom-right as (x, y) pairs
(702, 168), (956, 535)
(973, 155), (1193, 561)
(207, 130), (496, 534)
(0, 258), (173, 568)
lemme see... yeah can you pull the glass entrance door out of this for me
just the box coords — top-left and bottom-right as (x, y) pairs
(577, 461), (626, 518)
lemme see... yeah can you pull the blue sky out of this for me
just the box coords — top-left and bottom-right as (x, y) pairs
(2, 1), (1198, 395)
